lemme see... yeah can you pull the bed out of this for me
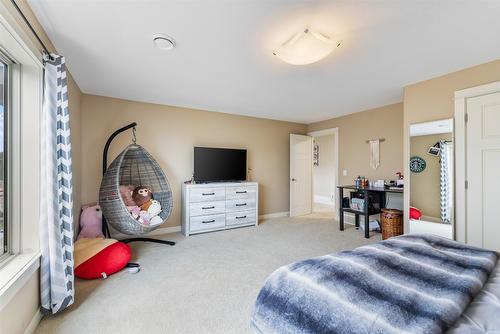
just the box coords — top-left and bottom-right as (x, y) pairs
(251, 234), (499, 334)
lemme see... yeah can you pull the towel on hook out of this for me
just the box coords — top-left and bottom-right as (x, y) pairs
(370, 140), (380, 170)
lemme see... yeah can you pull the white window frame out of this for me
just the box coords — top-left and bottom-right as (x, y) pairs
(0, 8), (43, 311)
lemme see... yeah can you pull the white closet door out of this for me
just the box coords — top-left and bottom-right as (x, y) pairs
(290, 134), (312, 217)
(466, 91), (500, 251)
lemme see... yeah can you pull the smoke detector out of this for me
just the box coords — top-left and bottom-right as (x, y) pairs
(153, 34), (176, 50)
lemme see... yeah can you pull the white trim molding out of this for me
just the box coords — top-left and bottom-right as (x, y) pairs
(454, 80), (500, 243)
(111, 225), (182, 240)
(258, 211), (289, 220)
(24, 309), (43, 334)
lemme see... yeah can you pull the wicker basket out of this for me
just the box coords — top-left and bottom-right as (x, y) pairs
(381, 208), (403, 240)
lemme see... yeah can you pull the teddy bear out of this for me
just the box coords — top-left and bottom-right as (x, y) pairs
(131, 186), (152, 207)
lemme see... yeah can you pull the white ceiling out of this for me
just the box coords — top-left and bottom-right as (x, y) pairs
(29, 0), (500, 124)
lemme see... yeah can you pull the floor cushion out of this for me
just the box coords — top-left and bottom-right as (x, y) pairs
(74, 238), (131, 279)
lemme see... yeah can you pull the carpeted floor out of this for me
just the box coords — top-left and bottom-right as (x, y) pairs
(35, 213), (381, 334)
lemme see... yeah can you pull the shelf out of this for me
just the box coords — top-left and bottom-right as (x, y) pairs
(341, 207), (381, 215)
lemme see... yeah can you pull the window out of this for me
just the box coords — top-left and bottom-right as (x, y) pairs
(0, 59), (6, 258)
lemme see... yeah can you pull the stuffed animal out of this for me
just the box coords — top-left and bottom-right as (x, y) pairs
(140, 199), (153, 211)
(78, 204), (104, 240)
(120, 185), (137, 206)
(131, 186), (152, 207)
(138, 210), (151, 225)
(150, 216), (163, 225)
(127, 206), (141, 220)
(147, 199), (162, 217)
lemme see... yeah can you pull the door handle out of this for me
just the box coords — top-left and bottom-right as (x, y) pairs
(291, 178), (297, 182)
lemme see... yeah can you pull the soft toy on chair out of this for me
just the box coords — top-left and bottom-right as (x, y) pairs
(132, 186), (152, 207)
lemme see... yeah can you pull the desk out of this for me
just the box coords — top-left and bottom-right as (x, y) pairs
(337, 185), (403, 238)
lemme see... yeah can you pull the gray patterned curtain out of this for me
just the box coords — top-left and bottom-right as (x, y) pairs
(40, 54), (74, 314)
(439, 140), (453, 224)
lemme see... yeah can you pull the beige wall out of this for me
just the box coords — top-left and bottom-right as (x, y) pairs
(80, 94), (308, 228)
(313, 134), (335, 201)
(410, 133), (452, 219)
(0, 273), (40, 334)
(0, 1), (82, 333)
(403, 59), (500, 231)
(308, 103), (404, 186)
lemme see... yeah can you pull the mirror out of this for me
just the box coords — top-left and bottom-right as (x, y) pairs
(409, 119), (453, 239)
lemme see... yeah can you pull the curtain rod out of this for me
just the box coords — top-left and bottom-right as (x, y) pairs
(10, 0), (53, 59)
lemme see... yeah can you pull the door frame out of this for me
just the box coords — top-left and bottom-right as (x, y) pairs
(454, 80), (500, 243)
(307, 128), (339, 220)
(290, 134), (313, 217)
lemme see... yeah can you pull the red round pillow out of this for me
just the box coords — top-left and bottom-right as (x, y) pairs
(409, 207), (422, 220)
(75, 242), (131, 279)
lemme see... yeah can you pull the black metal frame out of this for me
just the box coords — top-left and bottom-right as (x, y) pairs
(102, 122), (175, 246)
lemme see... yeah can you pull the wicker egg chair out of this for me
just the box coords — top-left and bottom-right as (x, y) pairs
(99, 122), (175, 246)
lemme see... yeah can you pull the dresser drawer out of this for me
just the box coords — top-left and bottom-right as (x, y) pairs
(226, 210), (256, 226)
(190, 187), (225, 203)
(226, 186), (257, 200)
(226, 198), (256, 212)
(190, 200), (226, 217)
(190, 214), (226, 232)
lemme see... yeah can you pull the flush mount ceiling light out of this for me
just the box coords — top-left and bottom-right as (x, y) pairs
(273, 28), (341, 65)
(153, 34), (176, 50)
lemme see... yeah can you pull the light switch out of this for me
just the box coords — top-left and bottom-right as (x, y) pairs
(343, 169), (348, 176)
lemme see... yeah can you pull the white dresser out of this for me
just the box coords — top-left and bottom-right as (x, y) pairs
(181, 182), (259, 236)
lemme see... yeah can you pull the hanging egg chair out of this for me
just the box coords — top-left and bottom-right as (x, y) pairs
(98, 123), (174, 246)
(99, 144), (173, 235)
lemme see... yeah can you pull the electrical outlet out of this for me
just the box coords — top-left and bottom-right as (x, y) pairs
(343, 169), (348, 176)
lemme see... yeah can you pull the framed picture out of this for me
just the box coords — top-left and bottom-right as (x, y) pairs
(313, 144), (319, 166)
(410, 156), (426, 173)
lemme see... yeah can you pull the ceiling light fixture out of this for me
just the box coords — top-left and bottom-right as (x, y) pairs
(273, 28), (341, 65)
(153, 34), (176, 50)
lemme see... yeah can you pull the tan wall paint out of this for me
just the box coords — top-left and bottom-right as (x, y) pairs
(0, 1), (82, 333)
(0, 273), (39, 334)
(308, 103), (404, 186)
(410, 133), (452, 219)
(403, 59), (500, 231)
(80, 94), (308, 228)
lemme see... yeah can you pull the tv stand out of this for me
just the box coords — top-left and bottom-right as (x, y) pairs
(181, 182), (258, 236)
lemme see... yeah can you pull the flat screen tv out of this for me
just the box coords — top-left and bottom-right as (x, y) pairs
(194, 147), (247, 183)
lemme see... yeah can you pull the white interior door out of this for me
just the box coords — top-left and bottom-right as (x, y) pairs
(466, 91), (500, 252)
(290, 134), (312, 217)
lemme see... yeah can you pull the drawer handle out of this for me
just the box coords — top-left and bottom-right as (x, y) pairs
(235, 203), (247, 207)
(202, 192), (215, 196)
(202, 219), (216, 224)
(202, 206), (215, 210)
(236, 215), (247, 219)
(236, 191), (247, 194)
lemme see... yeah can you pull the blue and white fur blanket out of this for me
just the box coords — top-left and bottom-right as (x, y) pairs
(251, 234), (498, 334)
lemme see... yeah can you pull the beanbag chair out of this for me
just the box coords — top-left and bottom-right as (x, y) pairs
(74, 238), (131, 279)
(409, 207), (422, 220)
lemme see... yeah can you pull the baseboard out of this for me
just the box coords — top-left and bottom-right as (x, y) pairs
(258, 211), (289, 220)
(313, 195), (335, 206)
(111, 225), (182, 239)
(24, 308), (42, 334)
